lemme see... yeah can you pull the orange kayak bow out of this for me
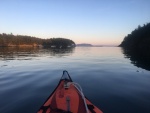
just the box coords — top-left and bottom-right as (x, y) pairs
(38, 70), (103, 113)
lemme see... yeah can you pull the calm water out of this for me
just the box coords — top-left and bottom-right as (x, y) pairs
(0, 47), (150, 113)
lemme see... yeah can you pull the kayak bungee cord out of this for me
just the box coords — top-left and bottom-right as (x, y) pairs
(71, 82), (89, 113)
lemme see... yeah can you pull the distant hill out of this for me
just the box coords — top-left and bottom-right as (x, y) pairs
(76, 43), (93, 47)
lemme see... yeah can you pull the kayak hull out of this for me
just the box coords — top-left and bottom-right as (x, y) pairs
(38, 71), (103, 113)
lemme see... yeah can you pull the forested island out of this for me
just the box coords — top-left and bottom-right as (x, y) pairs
(119, 22), (150, 70)
(119, 23), (150, 53)
(0, 33), (75, 48)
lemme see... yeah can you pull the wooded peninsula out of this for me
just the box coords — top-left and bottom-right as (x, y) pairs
(119, 23), (150, 49)
(119, 22), (150, 57)
(0, 33), (75, 48)
(119, 22), (150, 70)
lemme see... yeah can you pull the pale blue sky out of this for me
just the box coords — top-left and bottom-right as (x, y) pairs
(0, 0), (150, 45)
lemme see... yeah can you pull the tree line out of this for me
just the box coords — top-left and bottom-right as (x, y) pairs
(119, 22), (150, 69)
(0, 33), (75, 48)
(43, 38), (75, 48)
(119, 22), (150, 52)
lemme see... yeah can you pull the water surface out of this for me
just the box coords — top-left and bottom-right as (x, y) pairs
(0, 47), (150, 113)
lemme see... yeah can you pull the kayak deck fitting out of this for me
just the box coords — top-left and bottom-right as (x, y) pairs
(38, 70), (103, 113)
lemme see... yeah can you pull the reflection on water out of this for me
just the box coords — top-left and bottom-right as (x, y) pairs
(0, 47), (75, 60)
(0, 47), (150, 113)
(121, 47), (150, 71)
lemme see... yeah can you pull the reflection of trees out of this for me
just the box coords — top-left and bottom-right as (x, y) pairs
(0, 47), (75, 60)
(119, 23), (150, 71)
(121, 48), (150, 71)
(42, 47), (75, 57)
(0, 47), (40, 60)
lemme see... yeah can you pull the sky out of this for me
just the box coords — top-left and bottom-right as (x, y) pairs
(0, 0), (150, 46)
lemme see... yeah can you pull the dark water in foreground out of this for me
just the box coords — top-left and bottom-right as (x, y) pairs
(0, 47), (150, 113)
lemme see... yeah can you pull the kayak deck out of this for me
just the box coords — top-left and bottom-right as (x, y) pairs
(38, 71), (103, 113)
